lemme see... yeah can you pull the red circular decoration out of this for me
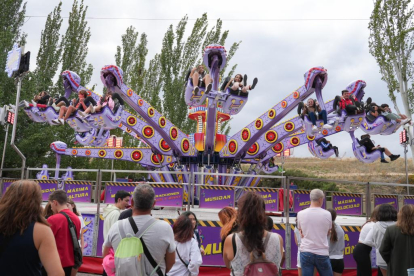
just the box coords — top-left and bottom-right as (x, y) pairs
(114, 150), (123, 159)
(151, 154), (164, 164)
(142, 126), (154, 138)
(170, 127), (178, 140)
(98, 150), (106, 158)
(291, 137), (299, 145)
(138, 99), (144, 106)
(241, 129), (250, 141)
(284, 122), (294, 131)
(255, 119), (262, 129)
(126, 128), (132, 133)
(127, 89), (133, 97)
(159, 117), (166, 128)
(182, 139), (189, 151)
(72, 149), (77, 155)
(131, 150), (143, 162)
(265, 131), (278, 143)
(160, 139), (170, 151)
(322, 129), (328, 135)
(247, 143), (259, 155)
(281, 101), (287, 108)
(272, 142), (284, 153)
(293, 91), (299, 99)
(128, 116), (136, 126)
(335, 125), (341, 132)
(228, 140), (238, 154)
(85, 150), (91, 156)
(307, 135), (315, 141)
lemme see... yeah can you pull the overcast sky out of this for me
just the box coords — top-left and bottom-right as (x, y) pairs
(21, 0), (412, 158)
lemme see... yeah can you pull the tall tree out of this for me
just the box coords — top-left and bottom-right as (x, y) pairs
(369, 0), (414, 164)
(57, 0), (93, 92)
(34, 2), (64, 92)
(157, 14), (241, 134)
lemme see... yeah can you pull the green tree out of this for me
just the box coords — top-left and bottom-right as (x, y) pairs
(369, 0), (414, 164)
(34, 2), (64, 92)
(57, 0), (93, 92)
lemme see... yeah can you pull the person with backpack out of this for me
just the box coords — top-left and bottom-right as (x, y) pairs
(103, 184), (176, 276)
(223, 192), (283, 276)
(167, 215), (203, 276)
(47, 190), (81, 276)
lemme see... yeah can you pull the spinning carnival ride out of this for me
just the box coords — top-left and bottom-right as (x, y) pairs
(22, 44), (405, 192)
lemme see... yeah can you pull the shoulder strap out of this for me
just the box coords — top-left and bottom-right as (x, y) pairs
(127, 217), (163, 276)
(263, 231), (271, 250)
(232, 233), (237, 257)
(176, 246), (189, 268)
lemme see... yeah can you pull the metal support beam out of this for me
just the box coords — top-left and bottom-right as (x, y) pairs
(91, 169), (102, 256)
(284, 176), (291, 269)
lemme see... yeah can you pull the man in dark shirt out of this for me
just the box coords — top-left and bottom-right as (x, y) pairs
(47, 190), (81, 276)
(359, 134), (400, 163)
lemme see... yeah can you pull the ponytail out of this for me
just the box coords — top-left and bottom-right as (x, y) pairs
(327, 208), (338, 242)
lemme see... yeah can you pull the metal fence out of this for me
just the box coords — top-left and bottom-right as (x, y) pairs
(1, 167), (413, 268)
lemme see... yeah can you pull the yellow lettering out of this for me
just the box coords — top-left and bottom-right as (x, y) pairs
(344, 234), (349, 242)
(202, 244), (212, 255)
(299, 201), (310, 206)
(213, 243), (221, 254)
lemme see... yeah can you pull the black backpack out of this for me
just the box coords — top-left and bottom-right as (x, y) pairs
(60, 212), (83, 269)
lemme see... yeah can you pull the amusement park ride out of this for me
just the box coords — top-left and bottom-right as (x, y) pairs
(22, 44), (406, 187)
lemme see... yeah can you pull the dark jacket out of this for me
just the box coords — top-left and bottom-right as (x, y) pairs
(379, 224), (414, 276)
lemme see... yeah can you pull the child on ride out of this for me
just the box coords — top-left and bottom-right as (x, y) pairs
(78, 92), (114, 117)
(302, 98), (332, 131)
(23, 91), (50, 108)
(222, 74), (258, 97)
(52, 90), (96, 125)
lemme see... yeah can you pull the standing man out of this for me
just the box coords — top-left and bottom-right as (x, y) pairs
(47, 190), (81, 276)
(103, 184), (175, 275)
(103, 190), (130, 239)
(297, 189), (332, 276)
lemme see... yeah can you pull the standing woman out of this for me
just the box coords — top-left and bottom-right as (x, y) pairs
(379, 204), (414, 276)
(167, 215), (203, 276)
(223, 192), (283, 276)
(327, 209), (345, 276)
(68, 199), (85, 251)
(352, 206), (380, 276)
(365, 204), (398, 276)
(181, 211), (205, 255)
(0, 181), (64, 276)
(218, 207), (238, 252)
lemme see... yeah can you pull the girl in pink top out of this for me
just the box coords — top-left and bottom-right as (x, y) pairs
(78, 92), (114, 117)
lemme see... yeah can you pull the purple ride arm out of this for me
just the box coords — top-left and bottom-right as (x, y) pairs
(101, 65), (196, 157)
(219, 67), (328, 159)
(50, 141), (174, 168)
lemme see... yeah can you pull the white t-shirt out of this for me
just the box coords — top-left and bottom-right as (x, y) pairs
(297, 207), (332, 256)
(167, 238), (203, 276)
(104, 215), (175, 275)
(358, 221), (374, 243)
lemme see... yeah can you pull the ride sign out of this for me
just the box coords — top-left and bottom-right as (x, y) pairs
(199, 186), (235, 209)
(332, 193), (363, 216)
(5, 44), (22, 78)
(64, 181), (92, 202)
(244, 187), (279, 211)
(374, 194), (399, 210)
(151, 184), (183, 207)
(403, 195), (414, 206)
(293, 190), (326, 212)
(104, 182), (135, 203)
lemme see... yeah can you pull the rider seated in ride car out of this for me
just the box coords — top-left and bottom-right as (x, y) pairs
(365, 102), (384, 122)
(333, 90), (363, 115)
(301, 98), (332, 131)
(380, 104), (411, 125)
(51, 90), (97, 125)
(78, 92), (114, 117)
(190, 65), (212, 95)
(23, 91), (51, 108)
(317, 137), (339, 157)
(221, 74), (258, 97)
(359, 134), (400, 163)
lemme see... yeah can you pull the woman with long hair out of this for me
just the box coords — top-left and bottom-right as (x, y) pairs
(302, 98), (332, 131)
(379, 204), (414, 276)
(223, 192), (283, 276)
(365, 204), (398, 276)
(218, 207), (238, 252)
(327, 209), (345, 276)
(0, 181), (64, 276)
(181, 211), (205, 255)
(43, 202), (54, 219)
(167, 215), (203, 276)
(353, 205), (380, 276)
